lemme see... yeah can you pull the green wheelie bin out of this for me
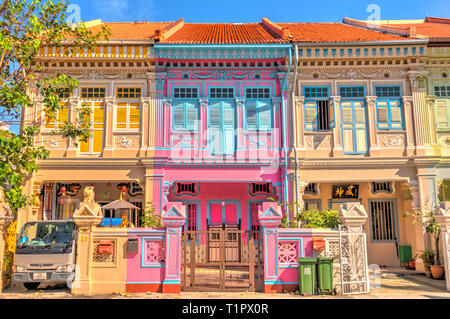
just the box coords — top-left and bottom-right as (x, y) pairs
(317, 257), (334, 295)
(298, 258), (317, 296)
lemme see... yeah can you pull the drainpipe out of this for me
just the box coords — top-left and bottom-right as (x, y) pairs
(292, 44), (300, 218)
(281, 48), (293, 224)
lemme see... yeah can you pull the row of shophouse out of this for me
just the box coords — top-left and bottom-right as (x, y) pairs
(20, 16), (450, 270)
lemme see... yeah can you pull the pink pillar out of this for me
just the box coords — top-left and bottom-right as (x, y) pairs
(161, 202), (186, 293)
(258, 202), (283, 293)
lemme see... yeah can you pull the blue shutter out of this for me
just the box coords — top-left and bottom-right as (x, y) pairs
(258, 101), (272, 129)
(173, 102), (185, 130)
(246, 101), (257, 130)
(389, 99), (403, 130)
(186, 102), (198, 130)
(304, 101), (317, 131)
(329, 97), (336, 129)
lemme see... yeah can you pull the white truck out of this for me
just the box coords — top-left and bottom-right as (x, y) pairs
(12, 221), (78, 290)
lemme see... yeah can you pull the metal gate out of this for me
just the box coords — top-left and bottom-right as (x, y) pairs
(338, 225), (370, 295)
(181, 229), (263, 292)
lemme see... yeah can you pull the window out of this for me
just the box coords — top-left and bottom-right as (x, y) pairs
(81, 87), (106, 99)
(439, 180), (450, 202)
(174, 183), (198, 196)
(173, 87), (198, 99)
(304, 199), (321, 211)
(375, 86), (403, 130)
(376, 86), (400, 98)
(304, 87), (328, 98)
(340, 86), (364, 98)
(246, 88), (270, 99)
(116, 87), (142, 99)
(304, 87), (335, 131)
(45, 102), (69, 129)
(369, 199), (397, 242)
(434, 86), (450, 97)
(250, 203), (261, 234)
(116, 102), (140, 129)
(172, 87), (199, 131)
(210, 87), (234, 99)
(245, 88), (272, 130)
(305, 183), (318, 196)
(249, 183), (272, 196)
(58, 88), (71, 98)
(370, 182), (394, 195)
(79, 102), (104, 154)
(186, 203), (197, 231)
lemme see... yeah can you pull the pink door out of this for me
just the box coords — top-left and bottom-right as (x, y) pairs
(225, 204), (237, 225)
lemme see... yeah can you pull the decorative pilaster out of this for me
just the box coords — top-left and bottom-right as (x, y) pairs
(426, 95), (438, 146)
(161, 202), (186, 294)
(295, 181), (309, 216)
(162, 98), (172, 148)
(294, 96), (305, 149)
(258, 202), (283, 293)
(236, 97), (245, 152)
(67, 97), (80, 152)
(104, 97), (116, 155)
(199, 98), (209, 149)
(331, 96), (342, 155)
(402, 96), (416, 154)
(140, 97), (152, 153)
(435, 202), (450, 291)
(365, 96), (379, 154)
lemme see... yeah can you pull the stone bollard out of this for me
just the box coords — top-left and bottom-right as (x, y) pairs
(71, 186), (103, 296)
(0, 189), (13, 293)
(338, 202), (368, 232)
(257, 202), (283, 293)
(161, 202), (186, 294)
(435, 202), (450, 292)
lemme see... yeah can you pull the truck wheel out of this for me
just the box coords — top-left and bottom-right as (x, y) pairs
(24, 282), (40, 290)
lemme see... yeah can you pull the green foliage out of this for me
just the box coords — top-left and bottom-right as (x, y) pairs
(298, 209), (340, 229)
(0, 0), (109, 212)
(420, 249), (435, 272)
(140, 203), (163, 228)
(404, 210), (442, 265)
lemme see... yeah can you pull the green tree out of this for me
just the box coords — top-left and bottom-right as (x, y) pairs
(0, 0), (109, 214)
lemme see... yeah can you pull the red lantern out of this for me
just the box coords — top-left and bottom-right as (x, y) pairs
(121, 185), (127, 200)
(60, 186), (66, 204)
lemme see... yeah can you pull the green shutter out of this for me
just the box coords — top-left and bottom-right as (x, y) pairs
(437, 99), (449, 128)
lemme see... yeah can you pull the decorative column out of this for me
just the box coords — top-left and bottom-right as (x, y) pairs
(426, 95), (438, 146)
(0, 189), (13, 293)
(161, 202), (186, 294)
(71, 186), (103, 296)
(140, 97), (152, 156)
(402, 96), (416, 156)
(103, 97), (115, 157)
(435, 202), (450, 292)
(235, 97), (245, 160)
(365, 96), (379, 155)
(162, 98), (172, 148)
(199, 98), (209, 152)
(147, 72), (157, 151)
(258, 202), (283, 293)
(331, 96), (343, 156)
(294, 96), (305, 150)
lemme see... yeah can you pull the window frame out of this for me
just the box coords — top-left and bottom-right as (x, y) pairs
(375, 85), (403, 130)
(116, 87), (142, 99)
(244, 87), (273, 131)
(171, 86), (200, 132)
(79, 101), (105, 155)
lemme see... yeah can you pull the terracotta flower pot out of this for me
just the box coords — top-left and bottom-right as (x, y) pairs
(409, 260), (415, 270)
(430, 265), (445, 279)
(425, 268), (432, 278)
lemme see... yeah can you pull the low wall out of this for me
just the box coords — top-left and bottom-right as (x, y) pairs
(273, 228), (341, 293)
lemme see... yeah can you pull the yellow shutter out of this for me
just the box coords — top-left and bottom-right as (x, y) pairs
(80, 138), (90, 153)
(93, 103), (104, 153)
(378, 107), (389, 122)
(57, 104), (69, 128)
(93, 130), (103, 153)
(130, 103), (140, 129)
(437, 100), (449, 127)
(45, 109), (56, 128)
(116, 102), (127, 129)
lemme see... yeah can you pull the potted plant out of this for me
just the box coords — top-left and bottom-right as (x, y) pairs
(423, 211), (445, 279)
(408, 256), (416, 270)
(420, 249), (435, 278)
(404, 209), (445, 279)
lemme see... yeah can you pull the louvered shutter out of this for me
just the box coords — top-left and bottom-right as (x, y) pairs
(329, 97), (336, 129)
(259, 101), (272, 129)
(437, 99), (449, 128)
(304, 101), (317, 130)
(186, 103), (198, 130)
(246, 101), (257, 129)
(116, 102), (127, 129)
(57, 103), (69, 128)
(129, 103), (140, 129)
(173, 104), (185, 129)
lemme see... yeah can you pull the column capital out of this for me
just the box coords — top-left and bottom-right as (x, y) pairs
(295, 96), (305, 107)
(331, 95), (341, 104)
(235, 97), (245, 107)
(402, 96), (414, 107)
(258, 202), (283, 228)
(104, 97), (116, 107)
(407, 70), (429, 89)
(162, 202), (186, 227)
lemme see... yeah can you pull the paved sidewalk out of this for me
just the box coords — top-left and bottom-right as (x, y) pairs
(1, 274), (449, 299)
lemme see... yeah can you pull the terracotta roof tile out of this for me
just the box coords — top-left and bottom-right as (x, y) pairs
(382, 22), (450, 38)
(87, 22), (173, 40)
(277, 22), (409, 43)
(161, 23), (285, 44)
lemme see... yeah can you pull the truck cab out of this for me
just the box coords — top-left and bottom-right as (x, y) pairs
(12, 221), (78, 290)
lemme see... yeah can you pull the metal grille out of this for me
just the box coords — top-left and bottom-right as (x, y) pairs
(317, 100), (330, 131)
(369, 200), (396, 241)
(92, 241), (115, 263)
(181, 229), (263, 292)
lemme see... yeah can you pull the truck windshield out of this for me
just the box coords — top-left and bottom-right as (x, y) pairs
(18, 222), (76, 248)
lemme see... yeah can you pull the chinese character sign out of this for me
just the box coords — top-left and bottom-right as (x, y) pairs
(332, 185), (359, 199)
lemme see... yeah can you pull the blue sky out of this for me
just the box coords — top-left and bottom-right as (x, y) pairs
(72, 0), (449, 23)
